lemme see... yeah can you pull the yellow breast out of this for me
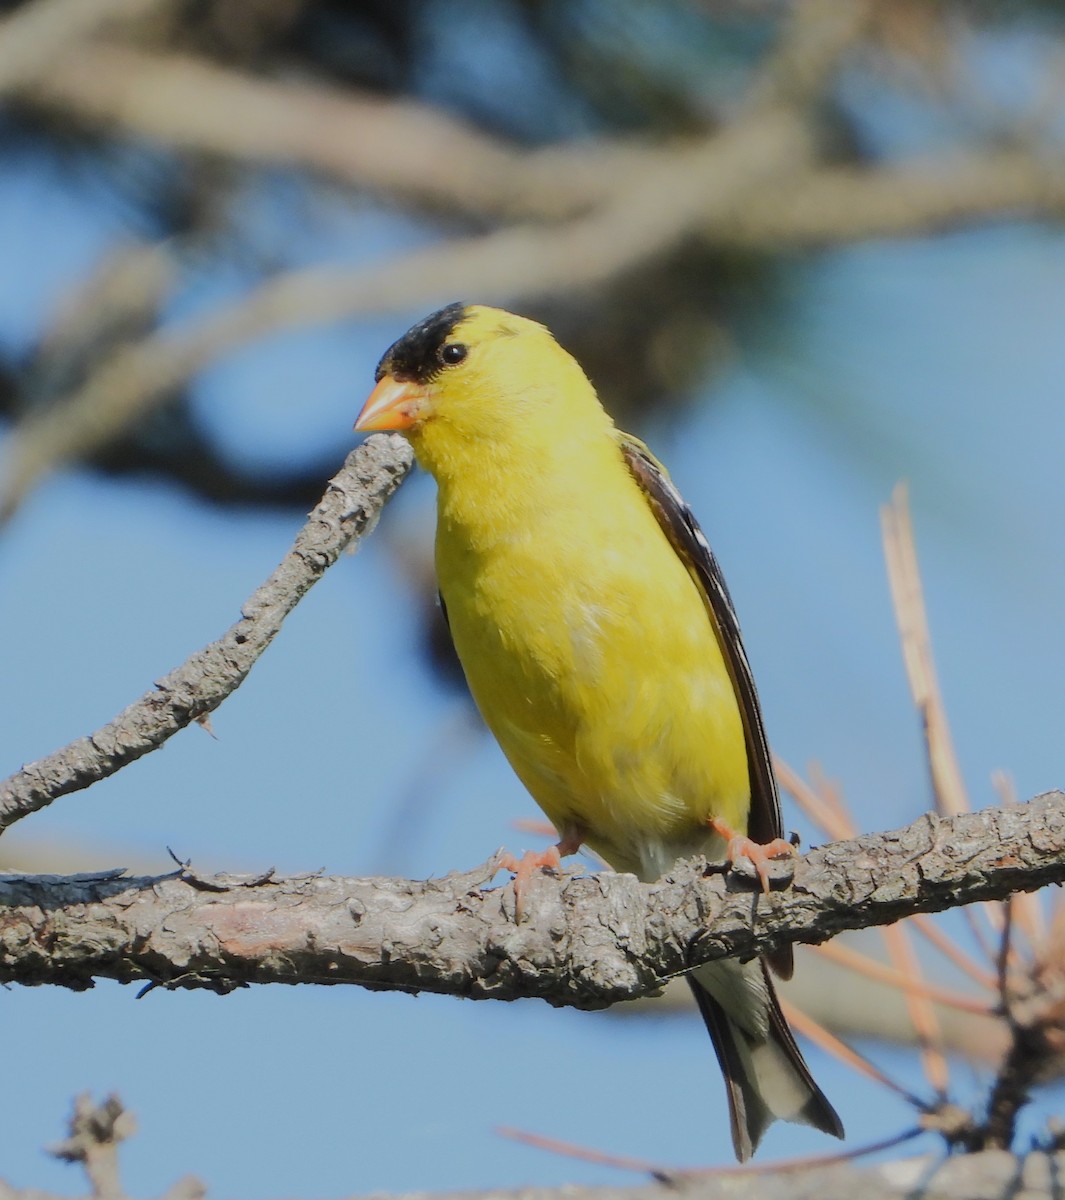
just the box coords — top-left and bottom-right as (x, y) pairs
(434, 446), (750, 878)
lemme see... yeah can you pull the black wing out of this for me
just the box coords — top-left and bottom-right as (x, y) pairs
(620, 434), (792, 977)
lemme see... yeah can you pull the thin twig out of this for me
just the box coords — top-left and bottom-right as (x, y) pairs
(909, 914), (999, 991)
(997, 897), (1015, 1020)
(880, 922), (950, 1095)
(499, 1120), (924, 1182)
(979, 898), (1044, 1151)
(671, 1126), (925, 1180)
(780, 998), (926, 1107)
(789, 757), (951, 1092)
(807, 763), (855, 836)
(881, 484), (1005, 964)
(496, 1126), (666, 1177)
(775, 757), (852, 842)
(994, 770), (1046, 952)
(0, 435), (413, 834)
(880, 484), (969, 819)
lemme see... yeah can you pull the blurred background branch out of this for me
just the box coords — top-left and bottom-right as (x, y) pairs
(4, 0), (1065, 519)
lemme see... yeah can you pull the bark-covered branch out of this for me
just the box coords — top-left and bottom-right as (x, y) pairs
(0, 435), (413, 834)
(2, 792), (1061, 997)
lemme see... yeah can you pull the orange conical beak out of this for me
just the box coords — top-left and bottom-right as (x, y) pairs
(354, 375), (429, 433)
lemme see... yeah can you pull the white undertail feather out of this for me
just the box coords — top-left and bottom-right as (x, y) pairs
(694, 961), (811, 1123)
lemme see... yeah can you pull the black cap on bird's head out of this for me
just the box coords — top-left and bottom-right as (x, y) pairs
(374, 302), (470, 385)
(355, 302), (555, 435)
(357, 301), (471, 432)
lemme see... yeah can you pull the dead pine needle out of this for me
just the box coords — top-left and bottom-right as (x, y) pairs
(496, 1126), (665, 1176)
(810, 940), (993, 1016)
(672, 1126), (925, 1180)
(780, 997), (926, 1107)
(880, 484), (1006, 963)
(880, 483), (969, 820)
(994, 770), (1047, 951)
(880, 921), (950, 1095)
(774, 756), (852, 842)
(909, 913), (999, 992)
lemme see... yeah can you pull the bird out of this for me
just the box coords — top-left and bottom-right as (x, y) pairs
(353, 302), (843, 1161)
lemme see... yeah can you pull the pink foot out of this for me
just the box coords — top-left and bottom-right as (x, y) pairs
(710, 817), (796, 894)
(500, 829), (582, 919)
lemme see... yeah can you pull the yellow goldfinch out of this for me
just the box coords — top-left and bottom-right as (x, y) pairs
(354, 303), (843, 1161)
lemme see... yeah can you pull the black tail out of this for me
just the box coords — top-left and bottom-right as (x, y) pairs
(690, 962), (844, 1161)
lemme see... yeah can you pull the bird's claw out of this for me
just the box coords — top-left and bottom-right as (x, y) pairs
(500, 846), (564, 920)
(709, 818), (797, 894)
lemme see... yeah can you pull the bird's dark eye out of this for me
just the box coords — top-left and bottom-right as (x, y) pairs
(440, 343), (468, 366)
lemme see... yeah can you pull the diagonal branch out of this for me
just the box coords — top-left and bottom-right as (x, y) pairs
(0, 0), (170, 94)
(0, 105), (810, 522)
(9, 6), (869, 225)
(0, 434), (413, 835)
(1, 792), (1062, 999)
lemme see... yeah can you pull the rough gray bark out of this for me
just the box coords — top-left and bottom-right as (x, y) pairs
(2, 792), (1062, 998)
(0, 434), (413, 834)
